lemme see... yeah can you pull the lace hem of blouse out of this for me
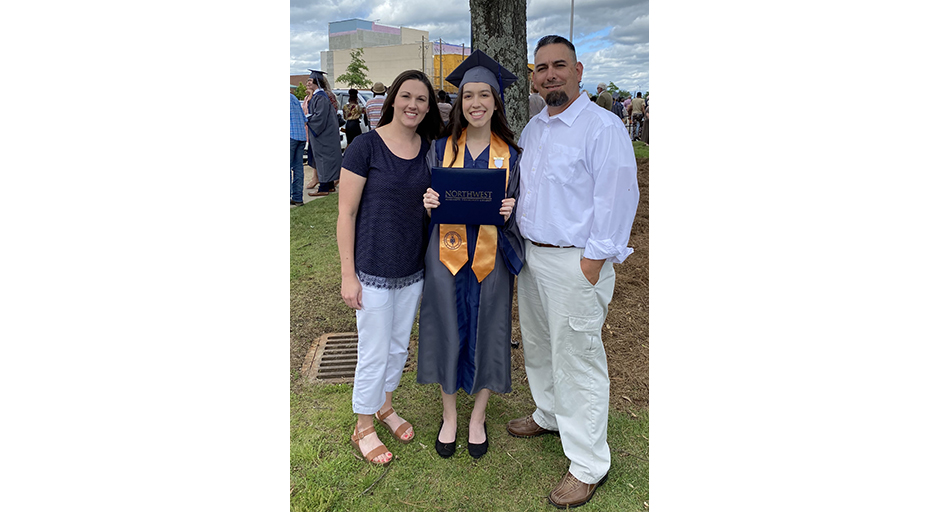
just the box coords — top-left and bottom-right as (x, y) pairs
(356, 269), (424, 290)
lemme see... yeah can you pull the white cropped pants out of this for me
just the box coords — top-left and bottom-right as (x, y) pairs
(351, 280), (423, 415)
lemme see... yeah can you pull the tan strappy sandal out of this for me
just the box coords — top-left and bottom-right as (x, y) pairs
(350, 424), (392, 466)
(375, 408), (414, 444)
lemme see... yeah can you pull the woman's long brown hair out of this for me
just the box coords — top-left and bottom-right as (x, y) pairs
(375, 70), (444, 142)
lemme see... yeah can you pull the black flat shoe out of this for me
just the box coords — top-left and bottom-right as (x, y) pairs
(468, 422), (488, 459)
(435, 420), (456, 459)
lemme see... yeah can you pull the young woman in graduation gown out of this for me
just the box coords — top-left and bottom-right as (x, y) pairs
(417, 50), (525, 459)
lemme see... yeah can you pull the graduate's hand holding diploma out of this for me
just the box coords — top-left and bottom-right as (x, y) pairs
(423, 187), (440, 216)
(500, 197), (514, 222)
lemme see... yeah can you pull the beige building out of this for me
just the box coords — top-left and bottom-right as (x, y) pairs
(320, 19), (474, 93)
(298, 19), (530, 95)
(322, 19), (432, 92)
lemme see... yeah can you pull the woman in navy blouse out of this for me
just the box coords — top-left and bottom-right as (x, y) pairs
(336, 70), (443, 466)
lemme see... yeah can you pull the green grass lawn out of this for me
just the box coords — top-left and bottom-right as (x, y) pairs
(290, 374), (648, 512)
(290, 145), (649, 510)
(633, 140), (648, 159)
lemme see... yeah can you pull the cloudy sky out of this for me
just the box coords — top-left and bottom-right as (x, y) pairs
(290, 0), (649, 96)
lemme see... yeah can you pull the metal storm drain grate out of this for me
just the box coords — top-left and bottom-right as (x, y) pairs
(301, 332), (358, 384)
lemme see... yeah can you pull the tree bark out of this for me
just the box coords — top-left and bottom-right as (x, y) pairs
(469, 0), (528, 140)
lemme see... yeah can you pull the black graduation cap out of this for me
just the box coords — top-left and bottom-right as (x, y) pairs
(308, 69), (328, 87)
(445, 50), (518, 103)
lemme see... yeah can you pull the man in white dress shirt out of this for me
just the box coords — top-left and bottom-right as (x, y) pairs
(507, 34), (640, 509)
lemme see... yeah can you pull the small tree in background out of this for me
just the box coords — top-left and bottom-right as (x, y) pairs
(293, 82), (307, 101)
(337, 48), (372, 89)
(606, 82), (622, 98)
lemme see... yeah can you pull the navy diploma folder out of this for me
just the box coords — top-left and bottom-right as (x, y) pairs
(430, 167), (505, 226)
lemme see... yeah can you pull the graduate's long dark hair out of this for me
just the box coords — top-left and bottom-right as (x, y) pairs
(446, 84), (522, 167)
(376, 70), (444, 142)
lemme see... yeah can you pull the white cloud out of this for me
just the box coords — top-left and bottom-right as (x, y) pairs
(369, 0), (470, 38)
(289, 0), (649, 92)
(290, 0), (369, 25)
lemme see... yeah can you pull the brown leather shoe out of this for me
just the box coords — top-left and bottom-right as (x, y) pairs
(506, 414), (558, 438)
(548, 471), (608, 509)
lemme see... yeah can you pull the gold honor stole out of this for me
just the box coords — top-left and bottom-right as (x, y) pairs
(439, 131), (510, 282)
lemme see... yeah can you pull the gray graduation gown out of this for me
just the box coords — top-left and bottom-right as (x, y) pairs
(306, 91), (341, 184)
(416, 140), (525, 395)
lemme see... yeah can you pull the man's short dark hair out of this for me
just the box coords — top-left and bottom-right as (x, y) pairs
(534, 35), (577, 62)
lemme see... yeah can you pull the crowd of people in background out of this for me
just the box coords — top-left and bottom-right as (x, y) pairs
(584, 83), (648, 144)
(292, 66), (647, 206)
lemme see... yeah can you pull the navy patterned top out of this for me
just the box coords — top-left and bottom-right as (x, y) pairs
(342, 130), (431, 288)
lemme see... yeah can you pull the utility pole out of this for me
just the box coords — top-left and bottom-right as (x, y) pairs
(439, 38), (444, 91)
(569, 0), (574, 41)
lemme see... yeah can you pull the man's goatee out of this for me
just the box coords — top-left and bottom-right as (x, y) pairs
(545, 90), (568, 107)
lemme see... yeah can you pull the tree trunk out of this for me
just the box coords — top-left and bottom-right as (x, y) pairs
(469, 0), (528, 141)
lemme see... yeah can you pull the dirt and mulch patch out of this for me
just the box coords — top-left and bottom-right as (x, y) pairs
(292, 157), (649, 411)
(606, 156), (649, 409)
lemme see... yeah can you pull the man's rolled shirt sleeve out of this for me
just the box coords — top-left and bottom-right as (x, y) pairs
(582, 121), (639, 264)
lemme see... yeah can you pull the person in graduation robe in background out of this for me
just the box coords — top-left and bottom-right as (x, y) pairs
(305, 69), (342, 197)
(417, 50), (525, 460)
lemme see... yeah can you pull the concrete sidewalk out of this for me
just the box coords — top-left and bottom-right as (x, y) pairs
(292, 161), (335, 207)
